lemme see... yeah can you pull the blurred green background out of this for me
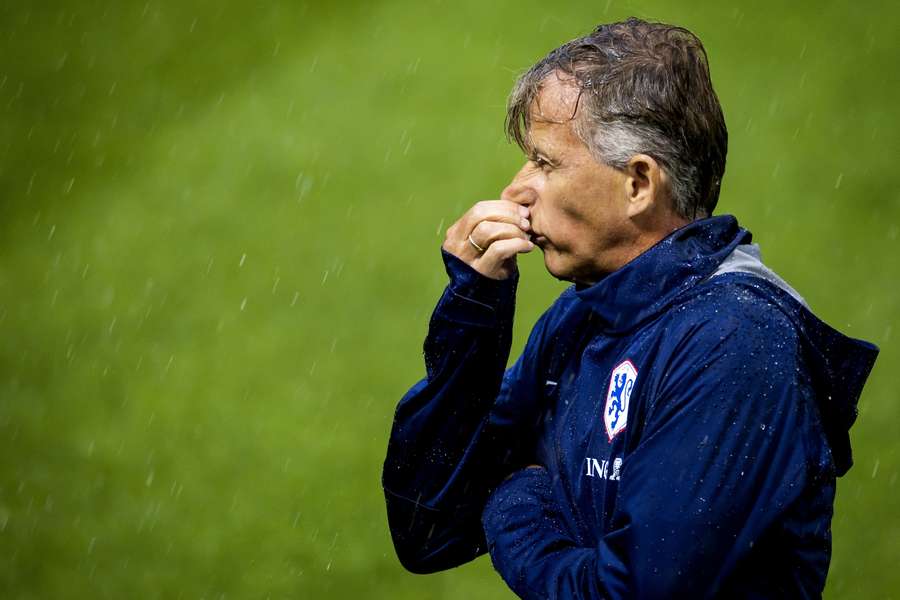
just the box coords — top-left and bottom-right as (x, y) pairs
(0, 1), (896, 598)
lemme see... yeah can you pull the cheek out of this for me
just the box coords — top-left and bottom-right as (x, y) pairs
(556, 202), (595, 237)
(538, 179), (595, 237)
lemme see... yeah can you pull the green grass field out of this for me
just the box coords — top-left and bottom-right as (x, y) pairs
(1, 1), (897, 597)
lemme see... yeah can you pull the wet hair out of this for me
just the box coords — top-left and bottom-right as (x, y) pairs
(506, 17), (728, 219)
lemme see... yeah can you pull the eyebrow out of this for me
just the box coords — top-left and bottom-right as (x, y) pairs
(528, 143), (558, 163)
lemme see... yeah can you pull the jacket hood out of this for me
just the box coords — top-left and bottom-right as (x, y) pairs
(773, 287), (878, 476)
(574, 214), (879, 476)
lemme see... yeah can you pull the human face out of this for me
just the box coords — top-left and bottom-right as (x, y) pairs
(500, 75), (640, 285)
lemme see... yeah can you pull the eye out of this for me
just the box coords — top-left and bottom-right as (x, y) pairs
(531, 155), (553, 172)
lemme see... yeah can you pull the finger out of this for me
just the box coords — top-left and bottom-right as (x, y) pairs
(477, 237), (534, 269)
(462, 200), (531, 233)
(470, 221), (531, 250)
(443, 222), (484, 261)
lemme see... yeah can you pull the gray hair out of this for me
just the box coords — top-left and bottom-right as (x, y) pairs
(506, 18), (728, 220)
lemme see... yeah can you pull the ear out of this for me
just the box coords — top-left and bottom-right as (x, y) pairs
(623, 154), (668, 218)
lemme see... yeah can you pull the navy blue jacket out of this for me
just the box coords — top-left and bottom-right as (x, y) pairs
(383, 216), (878, 599)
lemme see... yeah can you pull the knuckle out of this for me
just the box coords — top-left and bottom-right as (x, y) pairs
(473, 220), (494, 237)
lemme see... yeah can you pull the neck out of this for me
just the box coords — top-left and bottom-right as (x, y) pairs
(577, 214), (694, 286)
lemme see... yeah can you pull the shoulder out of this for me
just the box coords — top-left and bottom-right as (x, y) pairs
(641, 275), (811, 401)
(642, 275), (815, 432)
(665, 273), (805, 354)
(519, 285), (587, 343)
(517, 286), (590, 370)
(538, 285), (585, 332)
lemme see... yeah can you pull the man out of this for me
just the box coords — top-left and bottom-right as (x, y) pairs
(382, 18), (878, 599)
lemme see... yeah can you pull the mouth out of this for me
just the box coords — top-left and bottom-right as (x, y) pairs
(531, 233), (548, 247)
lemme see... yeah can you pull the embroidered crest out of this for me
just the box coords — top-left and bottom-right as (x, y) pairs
(604, 359), (637, 441)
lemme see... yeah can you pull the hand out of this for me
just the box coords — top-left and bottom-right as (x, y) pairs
(503, 464), (546, 482)
(442, 200), (534, 280)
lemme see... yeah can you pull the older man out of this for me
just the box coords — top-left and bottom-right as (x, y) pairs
(382, 18), (878, 599)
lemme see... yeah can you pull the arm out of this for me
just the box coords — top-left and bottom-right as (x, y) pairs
(383, 249), (553, 573)
(482, 309), (828, 599)
(383, 197), (538, 572)
(383, 249), (534, 572)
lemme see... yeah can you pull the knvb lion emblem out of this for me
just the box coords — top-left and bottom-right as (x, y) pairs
(604, 359), (637, 441)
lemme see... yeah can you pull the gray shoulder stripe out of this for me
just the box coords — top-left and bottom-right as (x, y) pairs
(709, 244), (808, 307)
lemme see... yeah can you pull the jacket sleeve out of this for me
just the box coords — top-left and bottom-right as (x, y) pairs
(481, 306), (831, 599)
(382, 249), (549, 574)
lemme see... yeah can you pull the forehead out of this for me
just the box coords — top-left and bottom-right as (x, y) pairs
(529, 71), (582, 123)
(526, 72), (585, 153)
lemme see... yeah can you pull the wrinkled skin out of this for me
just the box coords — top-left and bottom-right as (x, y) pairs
(443, 71), (686, 285)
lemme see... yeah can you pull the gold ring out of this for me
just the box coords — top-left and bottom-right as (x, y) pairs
(468, 234), (486, 253)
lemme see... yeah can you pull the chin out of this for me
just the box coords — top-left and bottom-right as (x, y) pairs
(542, 248), (602, 285)
(542, 249), (576, 283)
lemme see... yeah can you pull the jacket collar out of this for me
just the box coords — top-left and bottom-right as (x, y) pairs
(575, 215), (752, 333)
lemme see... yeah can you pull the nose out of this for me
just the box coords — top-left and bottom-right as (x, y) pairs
(500, 162), (538, 207)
